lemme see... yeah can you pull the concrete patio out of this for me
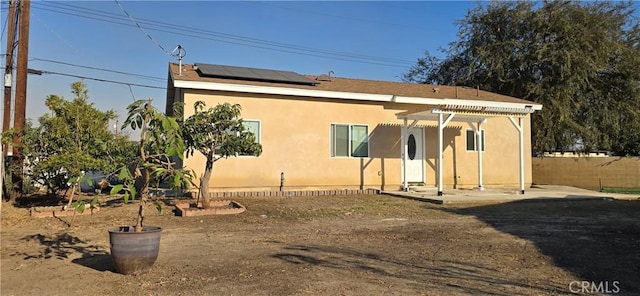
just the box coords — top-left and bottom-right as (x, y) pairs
(382, 184), (639, 204)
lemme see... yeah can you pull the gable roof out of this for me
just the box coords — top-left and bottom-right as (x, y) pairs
(168, 63), (542, 110)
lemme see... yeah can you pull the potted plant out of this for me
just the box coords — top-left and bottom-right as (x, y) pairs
(108, 99), (192, 275)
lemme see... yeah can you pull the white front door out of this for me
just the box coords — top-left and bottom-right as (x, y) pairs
(406, 127), (424, 183)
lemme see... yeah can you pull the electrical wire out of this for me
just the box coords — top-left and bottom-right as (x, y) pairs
(113, 0), (173, 57)
(1, 0), (19, 63)
(42, 1), (411, 64)
(1, 6), (7, 40)
(35, 69), (165, 89)
(127, 84), (136, 101)
(31, 1), (414, 68)
(247, 1), (431, 32)
(30, 57), (166, 82)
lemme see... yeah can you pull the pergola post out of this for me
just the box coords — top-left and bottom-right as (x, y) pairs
(437, 112), (454, 196)
(437, 113), (443, 196)
(509, 116), (525, 194)
(401, 117), (408, 191)
(476, 119), (485, 191)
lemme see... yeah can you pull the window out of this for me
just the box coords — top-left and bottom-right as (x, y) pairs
(466, 129), (485, 152)
(331, 124), (369, 157)
(243, 120), (260, 144)
(215, 120), (260, 156)
(239, 120), (260, 156)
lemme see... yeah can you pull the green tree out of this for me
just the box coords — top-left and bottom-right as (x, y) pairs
(404, 0), (640, 155)
(1, 82), (137, 200)
(112, 99), (192, 232)
(182, 101), (262, 209)
(1, 120), (41, 200)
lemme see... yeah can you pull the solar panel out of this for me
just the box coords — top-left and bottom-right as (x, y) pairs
(194, 63), (318, 86)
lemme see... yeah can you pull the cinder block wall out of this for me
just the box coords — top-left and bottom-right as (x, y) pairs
(532, 157), (640, 191)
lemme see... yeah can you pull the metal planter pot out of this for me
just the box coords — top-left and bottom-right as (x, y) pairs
(108, 226), (162, 275)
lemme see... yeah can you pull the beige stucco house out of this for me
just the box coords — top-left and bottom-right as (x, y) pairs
(166, 63), (542, 195)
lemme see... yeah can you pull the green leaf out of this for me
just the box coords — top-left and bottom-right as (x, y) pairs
(110, 184), (124, 195)
(155, 200), (163, 215)
(89, 196), (99, 208)
(71, 201), (85, 214)
(117, 167), (132, 181)
(130, 186), (137, 200)
(123, 192), (130, 204)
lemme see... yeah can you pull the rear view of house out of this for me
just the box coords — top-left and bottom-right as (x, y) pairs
(166, 63), (542, 195)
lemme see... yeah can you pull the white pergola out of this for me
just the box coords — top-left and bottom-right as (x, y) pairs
(397, 103), (541, 196)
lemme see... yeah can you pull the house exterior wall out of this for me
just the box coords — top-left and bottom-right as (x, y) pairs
(180, 89), (533, 191)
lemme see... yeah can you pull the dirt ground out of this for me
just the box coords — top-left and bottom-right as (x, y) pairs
(1, 192), (639, 296)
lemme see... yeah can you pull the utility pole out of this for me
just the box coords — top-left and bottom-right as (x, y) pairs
(3, 0), (18, 156)
(2, 0), (19, 203)
(11, 0), (30, 199)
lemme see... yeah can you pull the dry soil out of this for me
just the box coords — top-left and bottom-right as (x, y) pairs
(1, 193), (639, 295)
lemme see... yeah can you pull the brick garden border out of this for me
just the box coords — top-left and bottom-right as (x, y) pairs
(174, 200), (246, 217)
(30, 206), (100, 218)
(199, 188), (380, 199)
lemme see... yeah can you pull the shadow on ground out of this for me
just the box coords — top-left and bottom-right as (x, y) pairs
(271, 242), (564, 295)
(11, 232), (114, 272)
(443, 198), (640, 295)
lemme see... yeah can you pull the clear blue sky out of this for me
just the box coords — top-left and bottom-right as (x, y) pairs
(1, 1), (477, 134)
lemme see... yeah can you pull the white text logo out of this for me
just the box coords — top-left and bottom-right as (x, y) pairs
(569, 281), (620, 294)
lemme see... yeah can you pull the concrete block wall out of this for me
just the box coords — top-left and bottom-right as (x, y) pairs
(532, 157), (640, 191)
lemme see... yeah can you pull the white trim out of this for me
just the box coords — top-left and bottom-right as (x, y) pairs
(175, 80), (392, 102)
(329, 123), (370, 158)
(173, 80), (542, 111)
(395, 96), (542, 111)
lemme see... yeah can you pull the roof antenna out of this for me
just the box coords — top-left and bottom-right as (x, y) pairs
(315, 70), (334, 82)
(171, 45), (186, 76)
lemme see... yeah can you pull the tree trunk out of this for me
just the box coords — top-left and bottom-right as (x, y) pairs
(199, 154), (214, 209)
(134, 167), (150, 233)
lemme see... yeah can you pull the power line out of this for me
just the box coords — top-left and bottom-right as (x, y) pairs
(33, 69), (165, 89)
(247, 1), (431, 32)
(29, 57), (166, 82)
(31, 1), (414, 68)
(1, 5), (7, 40)
(31, 9), (86, 60)
(113, 0), (173, 57)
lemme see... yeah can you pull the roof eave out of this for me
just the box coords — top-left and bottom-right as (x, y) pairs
(173, 79), (542, 111)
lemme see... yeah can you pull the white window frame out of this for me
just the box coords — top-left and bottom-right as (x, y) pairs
(330, 123), (370, 158)
(466, 129), (485, 152)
